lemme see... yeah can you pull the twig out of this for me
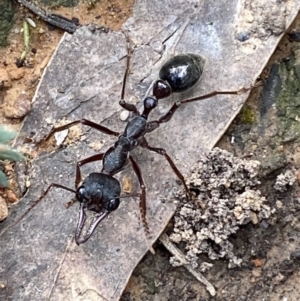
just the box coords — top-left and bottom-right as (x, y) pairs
(16, 0), (79, 33)
(159, 233), (216, 297)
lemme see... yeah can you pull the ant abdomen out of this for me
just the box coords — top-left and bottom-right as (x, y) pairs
(158, 54), (205, 95)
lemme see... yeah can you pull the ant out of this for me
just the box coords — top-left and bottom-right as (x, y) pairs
(1, 42), (250, 245)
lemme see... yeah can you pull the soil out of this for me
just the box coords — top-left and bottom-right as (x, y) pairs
(1, 1), (300, 301)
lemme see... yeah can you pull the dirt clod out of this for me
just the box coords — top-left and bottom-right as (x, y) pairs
(274, 169), (297, 192)
(3, 89), (31, 118)
(0, 69), (11, 88)
(169, 148), (273, 269)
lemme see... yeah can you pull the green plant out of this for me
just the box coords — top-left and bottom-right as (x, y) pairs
(0, 125), (24, 187)
(240, 107), (256, 124)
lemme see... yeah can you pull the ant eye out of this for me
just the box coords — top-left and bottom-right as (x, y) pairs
(77, 186), (87, 203)
(107, 198), (119, 211)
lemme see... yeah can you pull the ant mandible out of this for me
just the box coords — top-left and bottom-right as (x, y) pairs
(2, 40), (250, 245)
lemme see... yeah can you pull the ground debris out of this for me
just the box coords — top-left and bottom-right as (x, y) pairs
(169, 148), (274, 269)
(274, 168), (297, 192)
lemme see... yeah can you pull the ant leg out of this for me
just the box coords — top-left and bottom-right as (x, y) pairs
(75, 153), (105, 188)
(128, 155), (150, 237)
(140, 138), (191, 199)
(119, 34), (139, 115)
(0, 183), (76, 237)
(38, 119), (119, 144)
(147, 87), (251, 132)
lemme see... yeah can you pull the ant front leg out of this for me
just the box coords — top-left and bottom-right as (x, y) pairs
(0, 183), (77, 237)
(140, 138), (192, 199)
(147, 87), (252, 131)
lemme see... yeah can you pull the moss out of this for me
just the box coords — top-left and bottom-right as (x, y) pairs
(240, 107), (256, 124)
(145, 277), (159, 295)
(0, 0), (17, 47)
(37, 0), (79, 7)
(276, 47), (300, 142)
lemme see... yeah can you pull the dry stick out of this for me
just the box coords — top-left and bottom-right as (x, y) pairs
(159, 233), (216, 297)
(16, 0), (79, 33)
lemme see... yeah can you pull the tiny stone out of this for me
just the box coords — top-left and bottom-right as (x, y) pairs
(54, 130), (68, 146)
(260, 220), (269, 229)
(236, 31), (250, 42)
(276, 200), (283, 208)
(252, 268), (261, 278)
(150, 40), (164, 53)
(6, 190), (19, 203)
(250, 211), (259, 224)
(252, 258), (264, 267)
(120, 110), (130, 121)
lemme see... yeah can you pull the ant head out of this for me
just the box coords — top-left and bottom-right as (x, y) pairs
(76, 173), (121, 212)
(75, 173), (122, 245)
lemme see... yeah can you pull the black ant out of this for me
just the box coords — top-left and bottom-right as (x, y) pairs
(1, 44), (250, 245)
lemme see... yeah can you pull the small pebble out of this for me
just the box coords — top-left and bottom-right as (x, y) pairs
(6, 190), (19, 203)
(122, 176), (133, 193)
(260, 220), (269, 229)
(252, 268), (261, 277)
(150, 40), (164, 53)
(120, 110), (130, 121)
(236, 31), (250, 42)
(54, 130), (68, 146)
(252, 258), (264, 267)
(288, 31), (300, 42)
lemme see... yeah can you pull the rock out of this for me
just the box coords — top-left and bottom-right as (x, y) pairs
(0, 196), (8, 221)
(3, 89), (31, 118)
